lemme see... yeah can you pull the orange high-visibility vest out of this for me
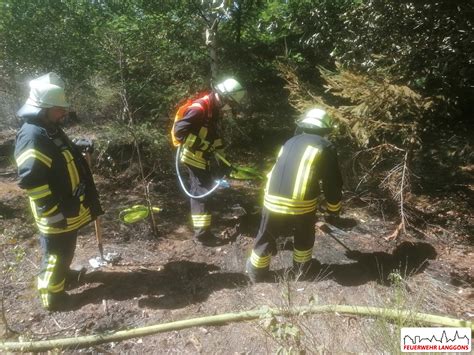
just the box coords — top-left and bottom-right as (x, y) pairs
(171, 94), (210, 147)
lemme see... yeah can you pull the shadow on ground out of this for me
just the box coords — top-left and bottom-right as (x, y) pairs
(274, 242), (437, 286)
(69, 261), (248, 311)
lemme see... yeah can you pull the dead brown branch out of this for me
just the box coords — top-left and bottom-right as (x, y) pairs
(381, 151), (410, 241)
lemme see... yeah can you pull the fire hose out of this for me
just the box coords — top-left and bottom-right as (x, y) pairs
(175, 145), (225, 199)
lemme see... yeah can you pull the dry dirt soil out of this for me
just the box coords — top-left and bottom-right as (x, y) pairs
(0, 129), (472, 353)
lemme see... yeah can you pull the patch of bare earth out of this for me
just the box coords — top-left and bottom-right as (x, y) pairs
(1, 145), (472, 352)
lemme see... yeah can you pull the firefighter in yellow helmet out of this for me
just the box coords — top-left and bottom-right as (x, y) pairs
(14, 73), (103, 311)
(246, 108), (343, 282)
(172, 78), (247, 246)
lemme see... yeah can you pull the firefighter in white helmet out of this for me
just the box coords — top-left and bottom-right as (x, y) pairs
(14, 73), (103, 311)
(172, 77), (247, 246)
(246, 107), (343, 282)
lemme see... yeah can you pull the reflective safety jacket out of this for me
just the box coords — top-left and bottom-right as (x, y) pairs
(264, 133), (343, 215)
(14, 121), (103, 235)
(173, 94), (227, 170)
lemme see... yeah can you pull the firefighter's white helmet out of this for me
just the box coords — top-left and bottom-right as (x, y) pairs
(25, 72), (69, 109)
(215, 78), (246, 105)
(301, 108), (333, 128)
(17, 72), (69, 120)
(296, 107), (336, 135)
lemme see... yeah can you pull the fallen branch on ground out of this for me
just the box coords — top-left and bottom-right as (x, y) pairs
(1, 305), (472, 352)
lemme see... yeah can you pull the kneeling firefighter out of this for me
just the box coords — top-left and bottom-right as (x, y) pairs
(246, 108), (343, 282)
(14, 73), (103, 311)
(171, 78), (247, 246)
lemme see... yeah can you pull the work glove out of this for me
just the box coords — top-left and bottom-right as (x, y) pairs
(73, 138), (94, 153)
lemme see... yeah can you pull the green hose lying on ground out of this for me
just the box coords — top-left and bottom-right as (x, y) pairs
(119, 205), (162, 224)
(1, 304), (472, 352)
(230, 166), (263, 180)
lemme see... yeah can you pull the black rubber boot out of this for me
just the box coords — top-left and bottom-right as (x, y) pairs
(65, 267), (87, 290)
(194, 232), (225, 247)
(44, 291), (74, 312)
(245, 258), (270, 283)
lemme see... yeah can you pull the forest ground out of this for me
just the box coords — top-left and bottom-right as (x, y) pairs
(0, 126), (472, 353)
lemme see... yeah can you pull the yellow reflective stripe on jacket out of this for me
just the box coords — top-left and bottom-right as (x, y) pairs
(181, 148), (208, 169)
(65, 208), (92, 224)
(66, 208), (91, 226)
(293, 248), (313, 263)
(183, 134), (197, 148)
(37, 212), (64, 225)
(192, 214), (212, 227)
(32, 201), (92, 235)
(265, 194), (317, 208)
(212, 138), (223, 149)
(250, 250), (271, 269)
(37, 213), (92, 235)
(277, 146), (284, 158)
(61, 150), (80, 193)
(292, 146), (320, 200)
(327, 201), (342, 212)
(181, 156), (207, 169)
(16, 149), (52, 168)
(26, 184), (52, 200)
(42, 204), (59, 217)
(264, 194), (317, 215)
(197, 126), (210, 151)
(198, 126), (208, 139)
(214, 151), (231, 167)
(264, 147), (283, 194)
(195, 150), (204, 159)
(265, 169), (273, 194)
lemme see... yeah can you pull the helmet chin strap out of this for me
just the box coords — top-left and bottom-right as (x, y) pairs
(214, 91), (239, 110)
(214, 92), (224, 108)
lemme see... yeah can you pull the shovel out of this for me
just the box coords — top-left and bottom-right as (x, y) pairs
(317, 222), (353, 252)
(83, 151), (121, 268)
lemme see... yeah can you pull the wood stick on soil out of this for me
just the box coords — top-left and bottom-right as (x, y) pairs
(1, 305), (472, 352)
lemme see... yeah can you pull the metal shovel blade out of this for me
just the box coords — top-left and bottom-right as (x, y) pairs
(318, 223), (353, 252)
(88, 252), (121, 269)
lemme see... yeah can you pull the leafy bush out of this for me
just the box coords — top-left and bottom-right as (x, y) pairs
(95, 121), (174, 178)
